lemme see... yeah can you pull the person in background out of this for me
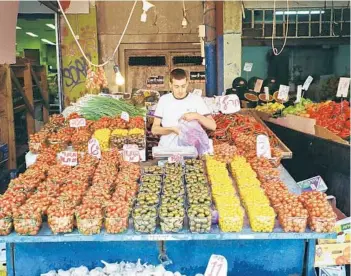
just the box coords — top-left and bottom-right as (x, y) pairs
(151, 68), (216, 148)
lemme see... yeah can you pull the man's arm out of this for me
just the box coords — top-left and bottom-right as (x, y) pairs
(151, 117), (180, 136)
(181, 113), (217, 131)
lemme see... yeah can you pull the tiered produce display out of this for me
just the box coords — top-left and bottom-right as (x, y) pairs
(256, 99), (350, 140)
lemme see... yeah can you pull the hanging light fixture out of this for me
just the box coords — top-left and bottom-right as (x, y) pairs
(140, 0), (154, 23)
(113, 65), (125, 86)
(181, 0), (188, 28)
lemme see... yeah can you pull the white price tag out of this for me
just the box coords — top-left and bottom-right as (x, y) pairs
(121, 111), (130, 122)
(264, 87), (269, 101)
(295, 85), (302, 103)
(204, 255), (228, 276)
(256, 134), (271, 158)
(193, 89), (203, 96)
(168, 154), (184, 164)
(88, 138), (101, 159)
(336, 77), (350, 98)
(254, 79), (263, 93)
(69, 118), (86, 128)
(302, 76), (313, 91)
(58, 151), (78, 166)
(243, 62), (253, 72)
(219, 94), (241, 114)
(278, 85), (290, 101)
(123, 144), (140, 163)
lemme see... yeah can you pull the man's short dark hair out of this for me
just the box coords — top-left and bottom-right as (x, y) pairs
(170, 68), (188, 83)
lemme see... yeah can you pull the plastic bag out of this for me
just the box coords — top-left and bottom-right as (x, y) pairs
(178, 120), (210, 155)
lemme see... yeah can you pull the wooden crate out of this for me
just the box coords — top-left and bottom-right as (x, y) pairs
(239, 109), (293, 159)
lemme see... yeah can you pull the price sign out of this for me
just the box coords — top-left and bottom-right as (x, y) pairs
(69, 118), (86, 128)
(243, 62), (253, 72)
(123, 144), (140, 162)
(264, 87), (269, 101)
(295, 85), (302, 104)
(168, 154), (184, 164)
(121, 111), (130, 122)
(296, 176), (328, 192)
(204, 255), (228, 276)
(219, 94), (241, 114)
(256, 134), (271, 158)
(278, 85), (290, 101)
(58, 151), (78, 166)
(254, 79), (263, 93)
(336, 77), (350, 98)
(88, 138), (101, 159)
(303, 76), (313, 91)
(193, 89), (203, 96)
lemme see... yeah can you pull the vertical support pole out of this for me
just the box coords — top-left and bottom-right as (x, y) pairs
(23, 63), (35, 136)
(204, 0), (217, 97)
(215, 1), (224, 95)
(55, 12), (64, 113)
(223, 1), (242, 92)
(0, 65), (16, 169)
(40, 67), (50, 123)
(305, 240), (317, 276)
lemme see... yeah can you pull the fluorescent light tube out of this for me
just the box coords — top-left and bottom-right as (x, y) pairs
(16, 26), (21, 30)
(46, 23), (56, 30)
(26, 32), (38, 37)
(41, 39), (56, 45)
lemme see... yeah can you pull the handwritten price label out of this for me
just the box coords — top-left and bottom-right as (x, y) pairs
(243, 62), (253, 72)
(205, 255), (228, 276)
(69, 118), (86, 128)
(278, 85), (290, 102)
(88, 138), (101, 159)
(256, 134), (271, 159)
(58, 151), (78, 166)
(219, 94), (241, 114)
(168, 154), (184, 164)
(336, 77), (350, 98)
(121, 111), (130, 122)
(295, 85), (303, 104)
(123, 144), (140, 162)
(264, 87), (270, 101)
(303, 76), (313, 91)
(254, 79), (263, 93)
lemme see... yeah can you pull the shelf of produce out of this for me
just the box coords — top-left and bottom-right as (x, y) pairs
(0, 166), (336, 243)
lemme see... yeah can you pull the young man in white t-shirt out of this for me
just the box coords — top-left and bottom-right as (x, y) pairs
(151, 69), (216, 148)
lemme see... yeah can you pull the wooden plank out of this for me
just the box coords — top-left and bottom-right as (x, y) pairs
(0, 65), (16, 169)
(315, 125), (350, 146)
(267, 114), (316, 136)
(38, 66), (49, 123)
(30, 66), (50, 109)
(10, 68), (35, 118)
(23, 64), (35, 136)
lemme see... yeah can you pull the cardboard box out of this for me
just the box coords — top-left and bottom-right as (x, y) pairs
(319, 266), (346, 276)
(315, 243), (350, 267)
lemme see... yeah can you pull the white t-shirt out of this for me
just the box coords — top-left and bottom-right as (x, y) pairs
(154, 93), (211, 148)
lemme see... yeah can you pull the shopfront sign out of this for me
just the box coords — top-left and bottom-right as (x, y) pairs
(190, 71), (206, 83)
(146, 76), (164, 88)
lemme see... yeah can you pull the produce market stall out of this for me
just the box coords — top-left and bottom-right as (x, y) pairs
(0, 95), (338, 276)
(0, 166), (335, 276)
(254, 99), (350, 216)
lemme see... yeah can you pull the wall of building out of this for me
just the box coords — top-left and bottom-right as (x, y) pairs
(333, 45), (350, 77)
(96, 1), (203, 92)
(242, 46), (271, 80)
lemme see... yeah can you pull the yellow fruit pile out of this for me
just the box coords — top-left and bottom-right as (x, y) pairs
(93, 128), (111, 152)
(128, 128), (144, 136)
(256, 102), (285, 115)
(231, 156), (275, 232)
(111, 129), (128, 137)
(205, 156), (244, 232)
